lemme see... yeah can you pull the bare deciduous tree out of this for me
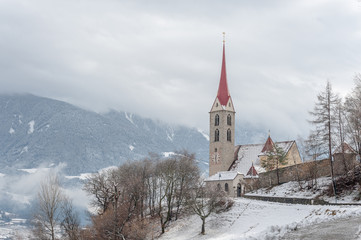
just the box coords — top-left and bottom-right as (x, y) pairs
(344, 74), (361, 162)
(309, 80), (340, 196)
(83, 170), (113, 214)
(33, 175), (64, 240)
(187, 181), (232, 235)
(60, 197), (80, 240)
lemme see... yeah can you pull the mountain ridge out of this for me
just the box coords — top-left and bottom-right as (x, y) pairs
(0, 94), (210, 174)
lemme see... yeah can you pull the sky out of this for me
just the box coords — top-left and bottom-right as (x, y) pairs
(0, 0), (361, 139)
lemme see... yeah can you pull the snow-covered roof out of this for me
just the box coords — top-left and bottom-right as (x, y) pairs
(205, 171), (242, 182)
(333, 142), (357, 154)
(258, 140), (294, 156)
(230, 144), (264, 174)
(229, 140), (295, 175)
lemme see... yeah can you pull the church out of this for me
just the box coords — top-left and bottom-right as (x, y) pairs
(205, 38), (302, 197)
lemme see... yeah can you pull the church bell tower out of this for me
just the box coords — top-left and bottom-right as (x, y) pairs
(209, 34), (235, 176)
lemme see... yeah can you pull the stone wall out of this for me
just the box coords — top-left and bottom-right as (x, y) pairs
(243, 195), (329, 205)
(246, 154), (358, 191)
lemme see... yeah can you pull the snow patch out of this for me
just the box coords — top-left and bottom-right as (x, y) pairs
(18, 168), (38, 174)
(66, 173), (92, 180)
(163, 152), (175, 157)
(27, 120), (35, 134)
(166, 129), (175, 142)
(129, 145), (135, 151)
(9, 127), (15, 134)
(197, 128), (209, 141)
(125, 112), (135, 125)
(20, 146), (28, 155)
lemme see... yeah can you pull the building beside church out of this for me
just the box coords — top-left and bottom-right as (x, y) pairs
(205, 39), (302, 197)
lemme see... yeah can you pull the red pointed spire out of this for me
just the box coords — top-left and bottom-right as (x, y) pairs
(261, 135), (274, 153)
(216, 40), (230, 106)
(247, 162), (258, 177)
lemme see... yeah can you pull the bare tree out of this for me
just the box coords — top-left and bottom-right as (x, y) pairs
(173, 151), (200, 220)
(344, 74), (361, 162)
(335, 100), (349, 173)
(309, 80), (340, 196)
(60, 197), (80, 240)
(187, 181), (232, 235)
(33, 175), (65, 240)
(155, 157), (178, 234)
(84, 151), (200, 237)
(83, 170), (113, 215)
(84, 160), (154, 240)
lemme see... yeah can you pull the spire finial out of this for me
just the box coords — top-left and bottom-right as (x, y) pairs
(223, 32), (226, 43)
(268, 130), (271, 137)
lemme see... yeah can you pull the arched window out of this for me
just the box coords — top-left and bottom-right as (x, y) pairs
(215, 114), (220, 126)
(215, 129), (220, 142)
(227, 114), (231, 126)
(227, 129), (231, 142)
(225, 183), (229, 192)
(217, 183), (221, 190)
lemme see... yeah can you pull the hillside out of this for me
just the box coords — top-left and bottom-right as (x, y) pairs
(157, 198), (361, 240)
(0, 94), (210, 174)
(0, 94), (269, 175)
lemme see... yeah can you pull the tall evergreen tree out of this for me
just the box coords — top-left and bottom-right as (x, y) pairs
(261, 143), (288, 185)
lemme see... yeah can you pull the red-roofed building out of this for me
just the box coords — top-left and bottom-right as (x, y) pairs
(207, 35), (301, 197)
(246, 163), (258, 178)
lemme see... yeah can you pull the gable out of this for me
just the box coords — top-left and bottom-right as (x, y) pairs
(230, 140), (297, 175)
(210, 97), (235, 112)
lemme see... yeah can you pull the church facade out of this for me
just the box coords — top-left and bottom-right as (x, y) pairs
(205, 39), (302, 197)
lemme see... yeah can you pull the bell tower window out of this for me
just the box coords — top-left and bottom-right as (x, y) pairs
(227, 114), (231, 126)
(227, 129), (231, 142)
(215, 114), (220, 126)
(225, 183), (229, 192)
(215, 129), (220, 142)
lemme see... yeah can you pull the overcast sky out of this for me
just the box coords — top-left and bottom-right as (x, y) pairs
(1, 0), (360, 139)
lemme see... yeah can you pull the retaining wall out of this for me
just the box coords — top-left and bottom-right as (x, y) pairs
(245, 156), (358, 191)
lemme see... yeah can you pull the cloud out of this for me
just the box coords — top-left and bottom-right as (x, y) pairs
(0, 163), (90, 219)
(0, 0), (360, 139)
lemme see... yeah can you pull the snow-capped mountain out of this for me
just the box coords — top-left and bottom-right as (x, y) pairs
(0, 94), (210, 175)
(0, 94), (270, 175)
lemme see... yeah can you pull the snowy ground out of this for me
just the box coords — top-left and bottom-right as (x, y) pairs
(158, 198), (361, 240)
(0, 221), (31, 240)
(246, 177), (361, 204)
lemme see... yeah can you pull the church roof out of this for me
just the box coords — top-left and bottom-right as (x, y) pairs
(333, 142), (357, 154)
(261, 136), (274, 153)
(229, 140), (295, 175)
(229, 143), (264, 174)
(205, 171), (242, 182)
(216, 42), (231, 106)
(246, 163), (258, 177)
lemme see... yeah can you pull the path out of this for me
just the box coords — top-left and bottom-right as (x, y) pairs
(281, 216), (361, 240)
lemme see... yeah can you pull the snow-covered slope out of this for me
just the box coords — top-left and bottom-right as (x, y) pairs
(158, 198), (361, 240)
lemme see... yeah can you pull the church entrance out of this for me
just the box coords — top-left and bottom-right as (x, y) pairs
(237, 184), (242, 197)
